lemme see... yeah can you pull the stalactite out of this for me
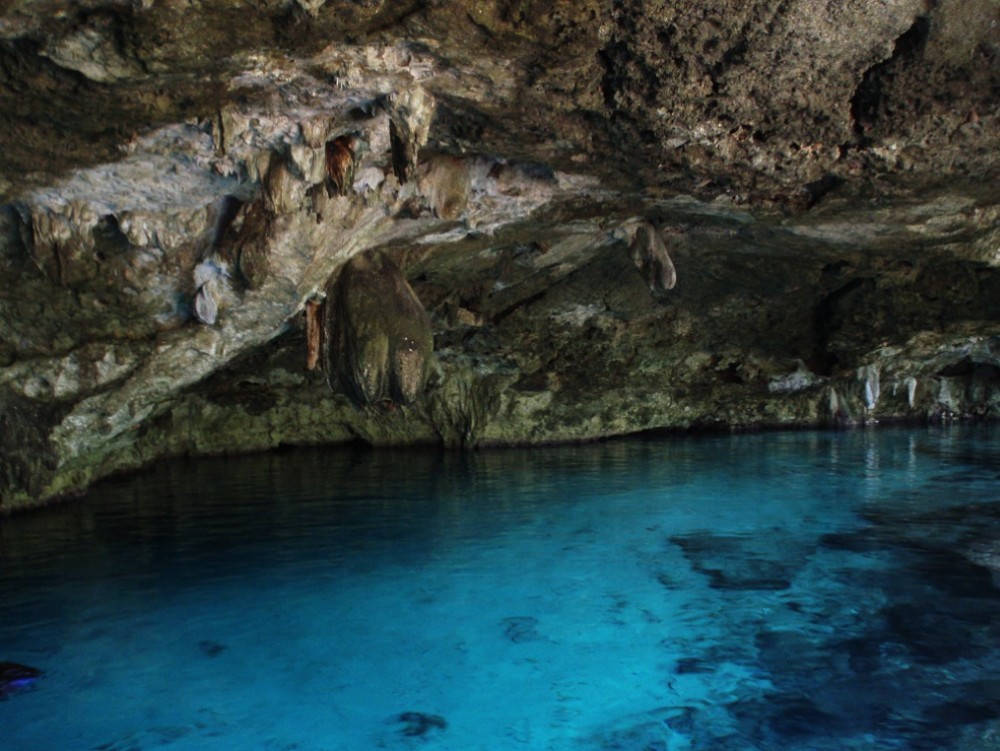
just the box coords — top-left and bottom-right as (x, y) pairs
(305, 299), (322, 371)
(325, 135), (357, 197)
(626, 221), (677, 295)
(323, 251), (433, 408)
(859, 363), (880, 410)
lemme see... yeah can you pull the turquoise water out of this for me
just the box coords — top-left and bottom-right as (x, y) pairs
(1, 427), (999, 750)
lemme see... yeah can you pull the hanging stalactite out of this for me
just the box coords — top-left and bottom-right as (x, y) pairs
(322, 251), (433, 408)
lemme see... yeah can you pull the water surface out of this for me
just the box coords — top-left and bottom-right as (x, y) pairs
(2, 427), (999, 750)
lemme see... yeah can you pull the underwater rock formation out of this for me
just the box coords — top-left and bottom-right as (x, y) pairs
(0, 661), (41, 698)
(395, 712), (447, 738)
(323, 251), (433, 408)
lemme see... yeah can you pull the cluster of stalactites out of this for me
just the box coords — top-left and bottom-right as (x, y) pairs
(191, 86), (436, 330)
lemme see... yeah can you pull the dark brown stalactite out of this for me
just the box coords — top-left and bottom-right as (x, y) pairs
(305, 299), (322, 371)
(325, 135), (356, 197)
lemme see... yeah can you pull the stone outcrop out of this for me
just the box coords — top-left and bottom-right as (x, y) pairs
(0, 1), (997, 510)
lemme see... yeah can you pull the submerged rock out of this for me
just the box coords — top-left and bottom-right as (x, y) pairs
(501, 616), (542, 643)
(395, 711), (447, 737)
(323, 252), (433, 408)
(197, 640), (226, 658)
(671, 533), (803, 592)
(0, 661), (41, 697)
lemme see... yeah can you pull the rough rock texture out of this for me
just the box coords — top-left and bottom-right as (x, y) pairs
(0, 0), (998, 510)
(324, 250), (433, 407)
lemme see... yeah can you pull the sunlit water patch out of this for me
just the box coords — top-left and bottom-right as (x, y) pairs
(2, 427), (999, 750)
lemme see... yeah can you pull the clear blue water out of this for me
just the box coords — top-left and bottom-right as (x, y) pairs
(2, 426), (999, 750)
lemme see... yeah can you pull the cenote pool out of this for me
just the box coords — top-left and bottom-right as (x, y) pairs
(2, 426), (999, 750)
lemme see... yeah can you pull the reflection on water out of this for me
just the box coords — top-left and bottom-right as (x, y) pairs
(1, 425), (998, 750)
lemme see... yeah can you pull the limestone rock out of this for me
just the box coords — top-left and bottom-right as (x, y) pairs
(419, 155), (471, 221)
(325, 135), (358, 197)
(192, 259), (236, 326)
(224, 200), (272, 290)
(386, 88), (434, 184)
(305, 299), (323, 371)
(625, 221), (677, 295)
(324, 252), (433, 407)
(0, 0), (997, 510)
(193, 283), (218, 325)
(264, 156), (303, 216)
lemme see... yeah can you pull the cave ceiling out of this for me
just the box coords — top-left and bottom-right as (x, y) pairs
(0, 0), (998, 509)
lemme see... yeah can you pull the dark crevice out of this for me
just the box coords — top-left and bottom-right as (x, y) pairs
(91, 214), (130, 262)
(489, 288), (548, 325)
(803, 174), (845, 209)
(465, 11), (497, 41)
(718, 362), (745, 384)
(938, 357), (975, 377)
(937, 358), (1000, 381)
(597, 41), (629, 112)
(361, 1), (430, 37)
(84, 6), (148, 76)
(850, 15), (931, 137)
(712, 36), (748, 77)
(212, 195), (243, 249)
(0, 203), (32, 261)
(809, 277), (870, 375)
(0, 392), (69, 501)
(431, 93), (494, 146)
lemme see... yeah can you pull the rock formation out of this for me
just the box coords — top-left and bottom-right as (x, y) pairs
(625, 221), (677, 296)
(0, 0), (997, 510)
(325, 134), (359, 198)
(0, 661), (42, 698)
(323, 251), (433, 408)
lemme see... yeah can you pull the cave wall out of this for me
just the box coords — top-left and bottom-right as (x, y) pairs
(0, 0), (997, 510)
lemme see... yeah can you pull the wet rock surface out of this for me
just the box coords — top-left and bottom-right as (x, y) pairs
(0, 1), (997, 508)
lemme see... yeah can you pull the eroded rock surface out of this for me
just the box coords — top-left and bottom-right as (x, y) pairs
(0, 1), (997, 509)
(324, 251), (433, 408)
